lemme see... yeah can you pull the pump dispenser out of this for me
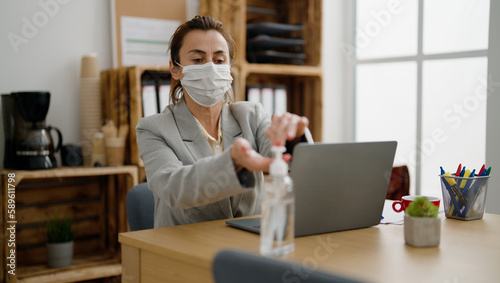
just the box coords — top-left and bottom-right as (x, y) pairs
(269, 145), (288, 177)
(260, 144), (295, 256)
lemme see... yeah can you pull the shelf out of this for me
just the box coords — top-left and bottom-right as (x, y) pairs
(246, 22), (304, 37)
(244, 63), (322, 77)
(2, 165), (139, 184)
(247, 50), (306, 64)
(1, 166), (139, 282)
(200, 0), (323, 140)
(246, 35), (305, 50)
(17, 255), (121, 283)
(101, 65), (169, 174)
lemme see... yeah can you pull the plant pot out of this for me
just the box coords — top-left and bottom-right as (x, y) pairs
(46, 240), (74, 268)
(404, 215), (440, 247)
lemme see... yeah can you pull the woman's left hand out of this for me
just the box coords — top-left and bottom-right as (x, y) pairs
(266, 113), (309, 146)
(231, 138), (273, 172)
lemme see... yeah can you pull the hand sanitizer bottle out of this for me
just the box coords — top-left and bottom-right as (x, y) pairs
(260, 144), (294, 256)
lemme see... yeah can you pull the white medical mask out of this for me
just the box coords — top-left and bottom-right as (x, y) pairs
(176, 62), (233, 107)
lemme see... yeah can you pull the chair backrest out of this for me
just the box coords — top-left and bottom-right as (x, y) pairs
(386, 165), (410, 200)
(212, 249), (366, 283)
(126, 182), (155, 231)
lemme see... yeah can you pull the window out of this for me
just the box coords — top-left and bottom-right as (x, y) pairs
(353, 0), (489, 197)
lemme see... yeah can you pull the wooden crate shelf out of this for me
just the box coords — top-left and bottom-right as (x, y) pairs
(101, 66), (169, 182)
(244, 64), (322, 77)
(1, 166), (138, 283)
(200, 0), (323, 141)
(17, 255), (121, 283)
(101, 0), (323, 172)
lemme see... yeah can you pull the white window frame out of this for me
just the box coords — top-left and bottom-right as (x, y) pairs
(350, 0), (488, 194)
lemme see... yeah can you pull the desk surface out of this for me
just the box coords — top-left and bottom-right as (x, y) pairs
(119, 213), (500, 283)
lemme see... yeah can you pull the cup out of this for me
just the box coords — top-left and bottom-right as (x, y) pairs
(91, 132), (107, 166)
(392, 195), (440, 213)
(104, 137), (126, 166)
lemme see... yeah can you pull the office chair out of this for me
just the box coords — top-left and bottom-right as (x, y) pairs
(212, 249), (366, 283)
(386, 165), (410, 200)
(126, 182), (155, 231)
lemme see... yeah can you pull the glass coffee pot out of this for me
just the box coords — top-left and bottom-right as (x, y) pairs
(11, 92), (63, 170)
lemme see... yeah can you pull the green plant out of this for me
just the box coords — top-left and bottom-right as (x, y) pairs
(406, 197), (438, 218)
(46, 216), (74, 243)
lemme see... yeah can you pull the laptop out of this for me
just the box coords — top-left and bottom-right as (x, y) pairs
(226, 141), (397, 237)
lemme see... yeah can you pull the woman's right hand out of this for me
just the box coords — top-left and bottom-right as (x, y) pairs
(230, 138), (273, 173)
(266, 113), (309, 146)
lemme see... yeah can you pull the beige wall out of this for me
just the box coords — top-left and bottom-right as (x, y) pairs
(0, 0), (113, 163)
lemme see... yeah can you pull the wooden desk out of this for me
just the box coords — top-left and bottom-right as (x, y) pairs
(119, 213), (500, 283)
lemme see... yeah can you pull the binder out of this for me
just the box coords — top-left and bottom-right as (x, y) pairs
(246, 85), (288, 116)
(247, 86), (261, 104)
(274, 86), (287, 115)
(142, 85), (158, 117)
(261, 87), (274, 116)
(158, 85), (171, 112)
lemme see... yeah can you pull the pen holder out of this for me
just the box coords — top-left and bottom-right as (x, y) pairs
(439, 174), (490, 220)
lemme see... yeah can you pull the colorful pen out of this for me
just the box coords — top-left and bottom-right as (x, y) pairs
(450, 169), (472, 216)
(442, 172), (464, 215)
(462, 169), (475, 195)
(442, 172), (468, 208)
(455, 164), (462, 177)
(456, 167), (467, 192)
(459, 169), (472, 189)
(478, 164), (486, 176)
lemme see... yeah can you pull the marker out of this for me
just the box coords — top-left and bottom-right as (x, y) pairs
(478, 164), (486, 176)
(442, 172), (464, 215)
(455, 163), (462, 177)
(486, 167), (491, 176)
(450, 169), (472, 216)
(442, 172), (468, 207)
(456, 167), (466, 189)
(462, 169), (475, 195)
(459, 169), (472, 189)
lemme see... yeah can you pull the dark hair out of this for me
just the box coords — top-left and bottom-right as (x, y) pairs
(168, 15), (236, 105)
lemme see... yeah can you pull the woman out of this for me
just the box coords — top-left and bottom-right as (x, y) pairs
(136, 15), (309, 228)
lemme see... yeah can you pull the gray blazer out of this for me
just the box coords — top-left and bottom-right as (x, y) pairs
(136, 100), (272, 228)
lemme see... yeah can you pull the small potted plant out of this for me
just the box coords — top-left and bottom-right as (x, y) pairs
(404, 197), (440, 247)
(46, 215), (75, 268)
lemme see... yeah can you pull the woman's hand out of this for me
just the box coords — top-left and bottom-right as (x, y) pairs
(266, 113), (309, 146)
(231, 138), (274, 172)
(230, 113), (308, 173)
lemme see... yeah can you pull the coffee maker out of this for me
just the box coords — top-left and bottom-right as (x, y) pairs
(2, 92), (62, 170)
